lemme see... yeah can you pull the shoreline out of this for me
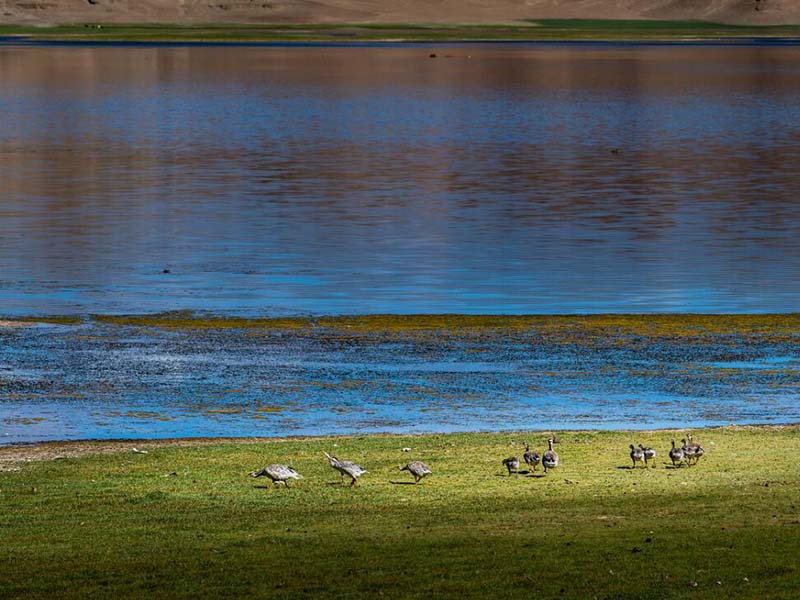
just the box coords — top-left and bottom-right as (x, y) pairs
(2, 423), (797, 466)
(2, 20), (800, 44)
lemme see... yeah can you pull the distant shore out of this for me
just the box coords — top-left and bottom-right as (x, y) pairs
(2, 20), (800, 44)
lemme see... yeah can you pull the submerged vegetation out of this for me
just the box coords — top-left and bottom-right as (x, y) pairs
(1, 20), (800, 43)
(1, 426), (798, 598)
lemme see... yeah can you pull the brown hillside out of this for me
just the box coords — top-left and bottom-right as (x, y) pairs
(0, 0), (798, 26)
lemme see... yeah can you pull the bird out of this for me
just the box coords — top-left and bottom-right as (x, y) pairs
(681, 438), (696, 466)
(686, 434), (704, 465)
(669, 440), (685, 467)
(502, 456), (520, 476)
(639, 444), (656, 468)
(542, 437), (559, 474)
(399, 461), (432, 484)
(323, 452), (368, 487)
(523, 441), (541, 472)
(250, 464), (302, 487)
(630, 444), (645, 469)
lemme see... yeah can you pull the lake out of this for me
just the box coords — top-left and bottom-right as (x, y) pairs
(1, 42), (799, 442)
(1, 42), (800, 315)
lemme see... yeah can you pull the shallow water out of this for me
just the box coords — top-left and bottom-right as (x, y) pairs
(2, 43), (800, 315)
(2, 320), (798, 443)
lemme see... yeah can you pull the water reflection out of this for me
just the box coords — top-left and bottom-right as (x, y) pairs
(1, 44), (800, 315)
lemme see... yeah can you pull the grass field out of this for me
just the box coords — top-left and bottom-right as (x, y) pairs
(1, 20), (800, 43)
(1, 426), (798, 598)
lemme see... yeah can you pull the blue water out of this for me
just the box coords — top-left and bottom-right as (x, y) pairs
(1, 319), (798, 443)
(1, 43), (800, 315)
(2, 43), (800, 442)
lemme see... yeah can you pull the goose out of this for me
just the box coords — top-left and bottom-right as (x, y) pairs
(502, 456), (520, 476)
(399, 461), (432, 484)
(630, 444), (645, 469)
(681, 438), (696, 466)
(686, 434), (704, 465)
(523, 441), (541, 472)
(542, 438), (559, 474)
(639, 444), (656, 468)
(324, 452), (368, 487)
(669, 440), (685, 467)
(250, 464), (302, 487)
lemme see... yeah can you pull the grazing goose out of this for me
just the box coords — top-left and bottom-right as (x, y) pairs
(323, 452), (368, 487)
(502, 456), (520, 476)
(523, 441), (541, 472)
(250, 464), (302, 487)
(686, 434), (704, 465)
(629, 444), (645, 469)
(639, 444), (656, 468)
(542, 438), (559, 474)
(681, 439), (694, 465)
(400, 461), (432, 484)
(669, 440), (685, 467)
(681, 438), (696, 466)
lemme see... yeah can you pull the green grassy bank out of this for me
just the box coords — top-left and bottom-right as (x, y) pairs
(1, 426), (798, 598)
(1, 20), (800, 43)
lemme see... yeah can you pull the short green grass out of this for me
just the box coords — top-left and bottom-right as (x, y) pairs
(1, 426), (798, 598)
(1, 20), (800, 42)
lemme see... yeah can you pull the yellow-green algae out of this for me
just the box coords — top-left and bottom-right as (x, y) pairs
(85, 311), (800, 338)
(0, 426), (798, 599)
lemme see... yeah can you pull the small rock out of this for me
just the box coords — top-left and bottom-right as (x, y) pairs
(687, 581), (699, 588)
(743, 577), (749, 582)
(429, 53), (437, 58)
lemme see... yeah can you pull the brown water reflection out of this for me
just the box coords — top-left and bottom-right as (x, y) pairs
(1, 44), (800, 314)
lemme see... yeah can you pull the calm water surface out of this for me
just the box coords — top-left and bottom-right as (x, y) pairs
(1, 43), (800, 315)
(2, 42), (800, 442)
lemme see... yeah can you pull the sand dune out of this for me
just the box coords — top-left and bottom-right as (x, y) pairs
(1, 0), (797, 26)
